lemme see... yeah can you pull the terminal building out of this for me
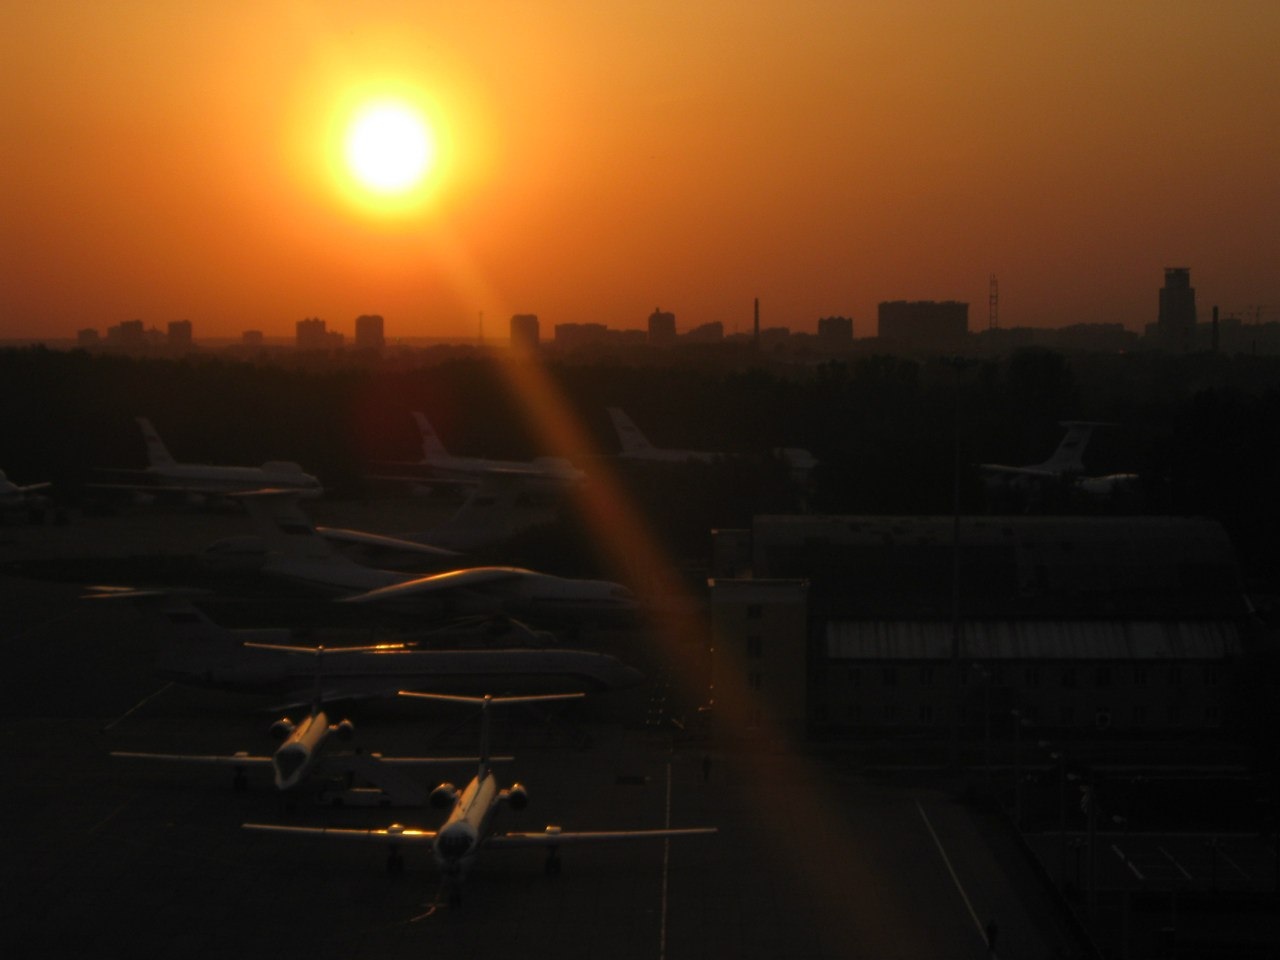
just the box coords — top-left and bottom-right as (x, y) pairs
(709, 516), (1251, 740)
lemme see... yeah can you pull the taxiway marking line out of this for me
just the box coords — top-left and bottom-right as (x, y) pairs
(916, 801), (987, 944)
(103, 681), (175, 732)
(659, 758), (672, 960)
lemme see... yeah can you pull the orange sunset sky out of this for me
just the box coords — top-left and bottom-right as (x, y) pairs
(2, 1), (1278, 341)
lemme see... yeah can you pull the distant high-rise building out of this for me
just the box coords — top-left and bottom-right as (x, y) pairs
(106, 319), (146, 349)
(354, 314), (385, 351)
(817, 316), (853, 345)
(510, 314), (540, 351)
(553, 322), (609, 349)
(1156, 267), (1197, 351)
(877, 301), (968, 348)
(296, 317), (327, 350)
(168, 319), (192, 348)
(242, 330), (264, 346)
(684, 321), (724, 343)
(648, 308), (676, 346)
(77, 328), (100, 348)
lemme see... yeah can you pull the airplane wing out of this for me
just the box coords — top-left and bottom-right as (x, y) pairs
(315, 525), (462, 560)
(487, 825), (717, 848)
(339, 566), (531, 605)
(15, 481), (53, 493)
(243, 823), (437, 843)
(978, 464), (1060, 479)
(111, 750), (273, 767)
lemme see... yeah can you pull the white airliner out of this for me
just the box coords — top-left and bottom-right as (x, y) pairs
(607, 407), (819, 484)
(979, 421), (1140, 501)
(111, 643), (496, 804)
(372, 411), (583, 489)
(233, 490), (638, 623)
(92, 588), (646, 699)
(606, 407), (722, 464)
(245, 693), (716, 903)
(0, 469), (52, 510)
(94, 417), (322, 501)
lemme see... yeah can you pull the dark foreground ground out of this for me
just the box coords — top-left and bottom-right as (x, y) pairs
(1, 503), (1096, 959)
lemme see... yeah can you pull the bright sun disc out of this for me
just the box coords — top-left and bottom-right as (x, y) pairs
(344, 103), (434, 194)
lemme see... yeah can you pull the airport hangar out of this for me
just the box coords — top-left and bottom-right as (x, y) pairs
(706, 516), (1253, 741)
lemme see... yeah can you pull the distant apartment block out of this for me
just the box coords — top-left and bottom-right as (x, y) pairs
(817, 316), (853, 345)
(877, 300), (968, 348)
(510, 314), (540, 351)
(354, 314), (385, 351)
(167, 319), (192, 348)
(296, 317), (328, 350)
(683, 321), (724, 343)
(77, 328), (100, 348)
(241, 330), (264, 346)
(648, 308), (677, 346)
(554, 322), (609, 349)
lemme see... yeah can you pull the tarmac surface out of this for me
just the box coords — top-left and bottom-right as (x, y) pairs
(0, 503), (1090, 959)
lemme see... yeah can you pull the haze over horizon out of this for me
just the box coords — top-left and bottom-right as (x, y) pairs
(3, 2), (1278, 341)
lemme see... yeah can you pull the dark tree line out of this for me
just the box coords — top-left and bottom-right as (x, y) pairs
(3, 344), (1279, 580)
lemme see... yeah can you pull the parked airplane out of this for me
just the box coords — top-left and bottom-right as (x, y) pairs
(606, 407), (721, 464)
(93, 417), (322, 502)
(244, 692), (716, 904)
(371, 411), (583, 489)
(234, 490), (638, 623)
(111, 643), (489, 803)
(91, 588), (645, 698)
(607, 407), (819, 485)
(979, 421), (1140, 502)
(0, 469), (52, 513)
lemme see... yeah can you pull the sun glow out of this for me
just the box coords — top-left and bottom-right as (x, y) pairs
(344, 100), (435, 195)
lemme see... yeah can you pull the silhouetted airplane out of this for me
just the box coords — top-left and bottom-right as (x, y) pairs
(111, 643), (490, 804)
(90, 588), (645, 699)
(245, 693), (715, 904)
(93, 417), (322, 502)
(234, 490), (637, 624)
(607, 407), (819, 486)
(980, 421), (1139, 503)
(371, 411), (583, 490)
(0, 469), (52, 512)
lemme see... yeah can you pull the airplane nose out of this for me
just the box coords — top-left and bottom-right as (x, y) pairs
(436, 823), (476, 860)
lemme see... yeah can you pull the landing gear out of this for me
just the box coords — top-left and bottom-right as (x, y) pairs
(232, 770), (247, 792)
(544, 850), (561, 876)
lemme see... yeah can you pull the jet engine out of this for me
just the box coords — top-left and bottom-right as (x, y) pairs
(503, 783), (529, 810)
(429, 783), (459, 809)
(331, 718), (355, 740)
(268, 718), (296, 740)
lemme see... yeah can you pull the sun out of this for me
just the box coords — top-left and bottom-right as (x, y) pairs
(343, 100), (436, 195)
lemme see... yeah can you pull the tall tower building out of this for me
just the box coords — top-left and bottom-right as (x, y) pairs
(1157, 267), (1197, 351)
(354, 314), (385, 351)
(296, 317), (327, 350)
(648, 308), (676, 346)
(510, 314), (540, 352)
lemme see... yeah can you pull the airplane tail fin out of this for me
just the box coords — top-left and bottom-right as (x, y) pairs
(412, 412), (451, 463)
(1038, 421), (1103, 476)
(606, 407), (653, 455)
(398, 692), (584, 771)
(136, 418), (177, 469)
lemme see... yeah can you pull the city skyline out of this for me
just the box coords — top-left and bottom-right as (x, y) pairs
(4, 3), (1279, 340)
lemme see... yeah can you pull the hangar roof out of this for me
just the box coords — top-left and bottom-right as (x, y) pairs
(825, 618), (1243, 661)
